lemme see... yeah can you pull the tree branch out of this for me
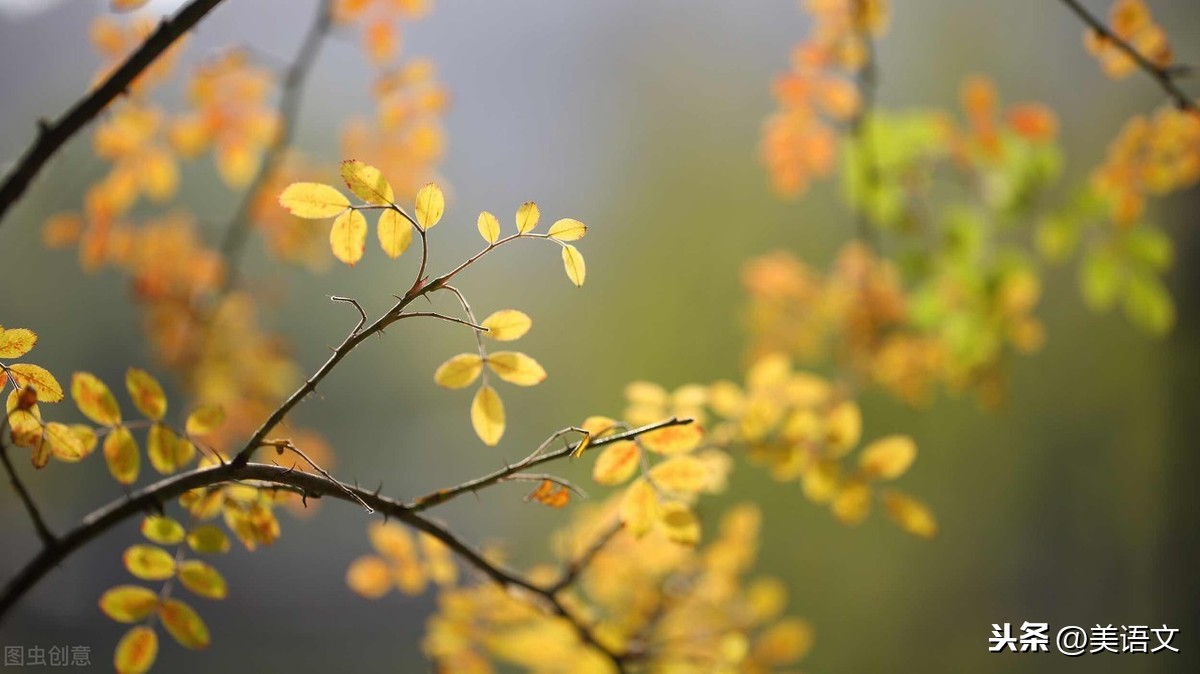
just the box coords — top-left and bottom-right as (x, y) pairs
(549, 518), (623, 594)
(406, 417), (693, 512)
(0, 418), (55, 547)
(0, 426), (670, 671)
(215, 0), (334, 293)
(1057, 0), (1197, 113)
(0, 0), (229, 230)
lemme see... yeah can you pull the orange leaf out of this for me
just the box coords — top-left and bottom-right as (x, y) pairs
(178, 560), (228, 600)
(525, 479), (570, 508)
(125, 368), (167, 421)
(158, 598), (211, 649)
(0, 327), (37, 358)
(114, 626), (157, 674)
(71, 372), (122, 426)
(104, 426), (140, 485)
(639, 424), (703, 455)
(346, 555), (392, 598)
(592, 441), (640, 486)
(7, 364), (63, 403)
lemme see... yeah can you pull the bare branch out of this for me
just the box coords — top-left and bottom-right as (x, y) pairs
(0, 0), (228, 229)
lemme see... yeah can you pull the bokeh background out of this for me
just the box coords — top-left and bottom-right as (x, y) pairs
(1, 0), (1198, 672)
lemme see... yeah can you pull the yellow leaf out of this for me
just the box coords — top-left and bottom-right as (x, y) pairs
(648, 454), (710, 493)
(329, 209), (368, 266)
(368, 521), (417, 563)
(63, 424), (98, 462)
(752, 618), (814, 665)
(114, 626), (157, 674)
(619, 477), (657, 537)
(123, 544), (176, 581)
(178, 560), (227, 600)
(471, 385), (505, 446)
(801, 459), (839, 504)
(100, 586), (159, 623)
(486, 351), (547, 386)
(0, 327), (37, 358)
(881, 490), (938, 539)
(278, 182), (350, 219)
(104, 426), (140, 485)
(346, 555), (392, 598)
(414, 182), (445, 230)
(831, 480), (871, 525)
(825, 400), (862, 456)
(580, 415), (620, 438)
(71, 372), (121, 426)
(480, 309), (531, 341)
(592, 440), (640, 486)
(8, 363), (64, 402)
(561, 244), (586, 286)
(187, 525), (230, 554)
(658, 502), (701, 545)
(547, 218), (587, 241)
(419, 534), (457, 586)
(515, 201), (540, 234)
(858, 435), (916, 480)
(158, 598), (210, 649)
(433, 353), (483, 389)
(141, 516), (185, 545)
(125, 368), (166, 421)
(44, 422), (84, 461)
(185, 405), (224, 436)
(179, 491), (221, 522)
(640, 424), (703, 455)
(340, 159), (394, 205)
(377, 209), (412, 258)
(477, 211), (500, 244)
(147, 423), (181, 474)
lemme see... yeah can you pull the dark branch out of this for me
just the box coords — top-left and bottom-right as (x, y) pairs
(1057, 0), (1197, 113)
(407, 417), (693, 512)
(0, 449), (640, 670)
(0, 418), (55, 547)
(0, 0), (228, 230)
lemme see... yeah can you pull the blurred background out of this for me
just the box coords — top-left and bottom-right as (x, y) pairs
(1, 0), (1198, 672)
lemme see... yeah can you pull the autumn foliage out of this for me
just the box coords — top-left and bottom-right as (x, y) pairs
(0, 0), (1196, 673)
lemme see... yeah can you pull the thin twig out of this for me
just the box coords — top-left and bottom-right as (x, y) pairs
(262, 437), (373, 512)
(0, 0), (228, 229)
(406, 418), (692, 512)
(0, 460), (627, 670)
(0, 416), (55, 546)
(395, 311), (488, 332)
(549, 518), (623, 594)
(508, 473), (588, 498)
(1057, 0), (1197, 113)
(330, 295), (369, 334)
